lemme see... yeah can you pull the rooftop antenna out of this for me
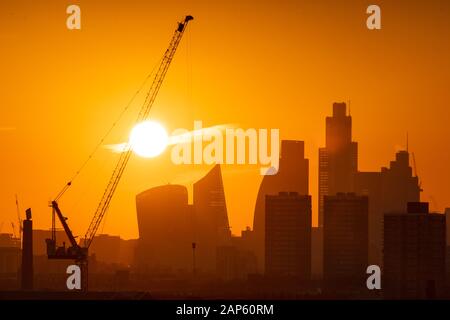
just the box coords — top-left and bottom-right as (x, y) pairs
(348, 99), (351, 116)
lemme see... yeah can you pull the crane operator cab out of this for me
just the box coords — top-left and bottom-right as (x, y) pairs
(177, 15), (193, 32)
(46, 238), (87, 260)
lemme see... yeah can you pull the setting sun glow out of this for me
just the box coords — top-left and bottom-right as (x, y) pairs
(129, 121), (168, 158)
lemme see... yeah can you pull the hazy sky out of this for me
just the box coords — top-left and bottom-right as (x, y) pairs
(1, 0), (449, 239)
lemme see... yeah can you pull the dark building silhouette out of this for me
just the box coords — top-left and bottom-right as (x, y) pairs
(253, 140), (309, 272)
(311, 227), (323, 280)
(323, 193), (368, 287)
(319, 103), (358, 228)
(265, 192), (311, 280)
(216, 245), (239, 281)
(193, 164), (231, 274)
(354, 171), (381, 266)
(85, 234), (137, 267)
(317, 103), (357, 282)
(379, 152), (421, 211)
(384, 202), (445, 299)
(135, 165), (230, 276)
(216, 227), (257, 281)
(445, 208), (450, 246)
(26, 229), (74, 291)
(21, 208), (33, 290)
(33, 229), (70, 256)
(355, 150), (421, 266)
(117, 238), (139, 267)
(89, 234), (121, 265)
(446, 208), (450, 288)
(0, 233), (20, 290)
(136, 184), (194, 273)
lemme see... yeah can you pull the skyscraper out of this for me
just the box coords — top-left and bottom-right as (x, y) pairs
(319, 103), (358, 227)
(265, 192), (311, 280)
(323, 193), (368, 287)
(384, 202), (445, 299)
(135, 184), (194, 273)
(355, 150), (421, 265)
(311, 227), (323, 280)
(193, 164), (231, 273)
(380, 151), (421, 211)
(253, 140), (309, 272)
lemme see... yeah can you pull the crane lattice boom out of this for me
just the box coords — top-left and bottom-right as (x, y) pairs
(47, 17), (193, 290)
(83, 15), (193, 248)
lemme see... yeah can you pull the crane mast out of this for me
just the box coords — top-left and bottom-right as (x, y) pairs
(47, 15), (193, 290)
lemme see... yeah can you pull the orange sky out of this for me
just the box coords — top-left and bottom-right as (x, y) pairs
(1, 0), (449, 240)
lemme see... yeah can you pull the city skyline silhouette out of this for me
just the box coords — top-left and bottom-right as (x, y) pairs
(1, 101), (444, 299)
(1, 0), (450, 300)
(1, 0), (450, 240)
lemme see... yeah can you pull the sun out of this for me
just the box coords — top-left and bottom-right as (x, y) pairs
(129, 121), (169, 158)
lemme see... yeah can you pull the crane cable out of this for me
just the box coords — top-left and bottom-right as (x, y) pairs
(54, 57), (163, 202)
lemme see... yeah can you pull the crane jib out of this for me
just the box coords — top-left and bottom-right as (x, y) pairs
(46, 16), (194, 289)
(86, 15), (193, 248)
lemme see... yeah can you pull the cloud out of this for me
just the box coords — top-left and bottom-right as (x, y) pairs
(0, 127), (16, 131)
(105, 123), (236, 154)
(103, 142), (129, 153)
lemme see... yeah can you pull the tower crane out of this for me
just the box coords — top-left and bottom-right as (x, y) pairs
(15, 194), (23, 241)
(46, 15), (193, 291)
(411, 152), (423, 192)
